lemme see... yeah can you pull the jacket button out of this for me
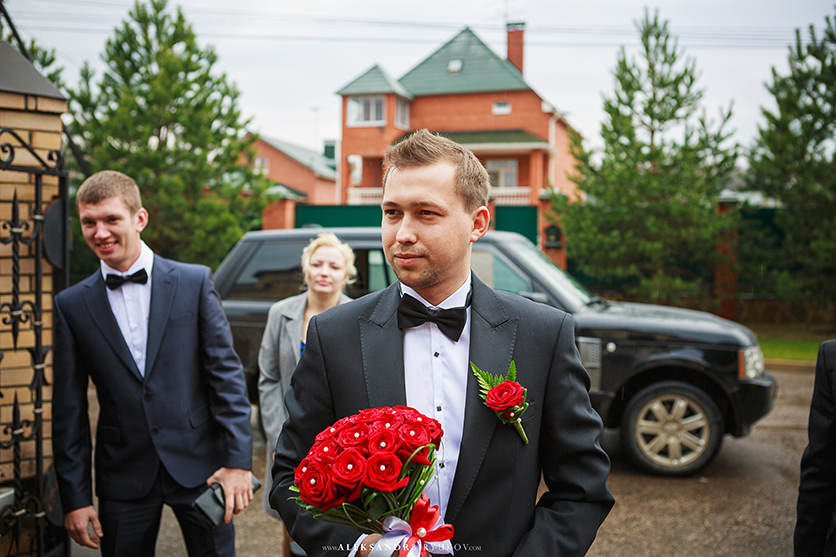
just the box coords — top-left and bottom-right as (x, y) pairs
(143, 393), (152, 401)
(151, 427), (159, 435)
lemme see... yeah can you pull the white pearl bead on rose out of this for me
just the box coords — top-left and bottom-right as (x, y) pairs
(417, 527), (427, 538)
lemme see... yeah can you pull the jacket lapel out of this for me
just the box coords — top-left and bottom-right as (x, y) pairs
(281, 295), (307, 366)
(359, 284), (407, 408)
(81, 273), (143, 381)
(145, 256), (176, 378)
(446, 276), (519, 523)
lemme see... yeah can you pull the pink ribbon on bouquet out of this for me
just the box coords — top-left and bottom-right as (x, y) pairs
(368, 496), (454, 557)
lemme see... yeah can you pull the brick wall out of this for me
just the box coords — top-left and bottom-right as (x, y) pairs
(0, 90), (67, 481)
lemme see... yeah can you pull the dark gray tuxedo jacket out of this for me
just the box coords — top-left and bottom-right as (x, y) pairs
(52, 256), (252, 512)
(271, 276), (613, 556)
(796, 339), (836, 556)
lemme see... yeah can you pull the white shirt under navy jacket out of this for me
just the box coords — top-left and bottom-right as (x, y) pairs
(100, 241), (154, 376)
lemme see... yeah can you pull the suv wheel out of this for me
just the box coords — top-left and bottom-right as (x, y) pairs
(621, 381), (723, 476)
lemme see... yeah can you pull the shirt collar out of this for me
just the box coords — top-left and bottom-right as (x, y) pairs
(100, 241), (154, 279)
(400, 277), (471, 310)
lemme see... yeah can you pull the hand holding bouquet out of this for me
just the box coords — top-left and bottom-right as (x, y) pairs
(291, 406), (454, 556)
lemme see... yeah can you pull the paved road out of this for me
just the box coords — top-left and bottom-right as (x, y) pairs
(74, 369), (813, 556)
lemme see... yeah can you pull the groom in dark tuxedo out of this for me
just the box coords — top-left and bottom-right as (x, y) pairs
(52, 171), (254, 556)
(271, 129), (613, 556)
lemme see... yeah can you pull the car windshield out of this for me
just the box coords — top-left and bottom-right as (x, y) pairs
(508, 239), (592, 312)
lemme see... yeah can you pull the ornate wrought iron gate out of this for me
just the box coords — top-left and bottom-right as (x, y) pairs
(0, 128), (69, 556)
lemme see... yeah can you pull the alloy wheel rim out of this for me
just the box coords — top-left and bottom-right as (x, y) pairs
(634, 393), (710, 468)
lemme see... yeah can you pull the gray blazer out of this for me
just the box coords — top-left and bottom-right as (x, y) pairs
(258, 291), (351, 516)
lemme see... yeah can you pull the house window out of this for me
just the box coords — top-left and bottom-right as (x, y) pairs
(492, 101), (512, 115)
(348, 96), (385, 127)
(395, 97), (410, 129)
(448, 59), (463, 73)
(254, 156), (270, 174)
(486, 159), (518, 188)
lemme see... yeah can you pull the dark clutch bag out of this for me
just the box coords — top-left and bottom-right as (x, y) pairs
(192, 475), (262, 529)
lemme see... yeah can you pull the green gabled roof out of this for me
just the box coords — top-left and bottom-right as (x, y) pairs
(259, 136), (337, 180)
(398, 28), (530, 96)
(336, 64), (414, 99)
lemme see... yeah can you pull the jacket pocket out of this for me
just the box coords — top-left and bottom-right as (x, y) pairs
(189, 403), (211, 428)
(97, 426), (121, 443)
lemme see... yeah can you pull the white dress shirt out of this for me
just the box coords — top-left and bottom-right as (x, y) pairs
(101, 241), (154, 376)
(402, 279), (471, 522)
(348, 279), (472, 556)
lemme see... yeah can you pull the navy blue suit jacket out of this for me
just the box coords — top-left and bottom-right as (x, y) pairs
(52, 255), (252, 512)
(271, 276), (613, 556)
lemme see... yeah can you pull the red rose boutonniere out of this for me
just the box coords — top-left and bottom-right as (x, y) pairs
(471, 361), (529, 444)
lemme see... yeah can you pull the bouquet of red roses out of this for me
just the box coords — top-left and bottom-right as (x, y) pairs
(291, 406), (454, 554)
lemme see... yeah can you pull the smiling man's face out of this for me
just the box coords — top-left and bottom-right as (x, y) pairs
(78, 196), (148, 273)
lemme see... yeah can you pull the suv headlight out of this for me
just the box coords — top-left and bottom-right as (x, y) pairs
(740, 345), (765, 379)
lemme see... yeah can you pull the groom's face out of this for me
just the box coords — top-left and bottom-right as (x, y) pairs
(381, 161), (486, 305)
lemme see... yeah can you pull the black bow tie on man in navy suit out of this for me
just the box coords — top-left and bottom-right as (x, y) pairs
(105, 268), (148, 290)
(397, 291), (471, 342)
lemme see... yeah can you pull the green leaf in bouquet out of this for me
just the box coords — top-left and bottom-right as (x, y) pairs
(365, 492), (389, 521)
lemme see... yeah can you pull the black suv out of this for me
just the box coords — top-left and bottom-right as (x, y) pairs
(213, 227), (776, 476)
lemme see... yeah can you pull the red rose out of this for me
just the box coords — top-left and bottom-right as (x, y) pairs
(365, 453), (409, 492)
(351, 408), (384, 425)
(294, 456), (313, 487)
(393, 423), (431, 466)
(337, 423), (370, 449)
(298, 461), (346, 511)
(310, 438), (342, 464)
(367, 429), (401, 455)
(315, 416), (352, 443)
(485, 381), (525, 413)
(371, 407), (405, 432)
(331, 448), (367, 500)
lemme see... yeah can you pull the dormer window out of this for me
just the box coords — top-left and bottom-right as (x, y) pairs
(447, 59), (463, 74)
(347, 96), (385, 127)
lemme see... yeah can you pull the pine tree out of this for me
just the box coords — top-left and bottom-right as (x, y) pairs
(68, 0), (269, 270)
(746, 7), (836, 330)
(553, 9), (737, 306)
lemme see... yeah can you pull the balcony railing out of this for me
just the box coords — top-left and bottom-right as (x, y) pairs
(492, 187), (531, 206)
(347, 187), (383, 205)
(345, 186), (532, 206)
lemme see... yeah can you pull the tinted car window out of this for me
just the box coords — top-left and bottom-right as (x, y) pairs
(227, 241), (305, 301)
(471, 247), (531, 294)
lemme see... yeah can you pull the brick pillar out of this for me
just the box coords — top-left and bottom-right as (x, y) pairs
(262, 198), (297, 229)
(714, 200), (738, 320)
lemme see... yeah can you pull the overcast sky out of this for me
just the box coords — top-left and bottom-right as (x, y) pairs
(5, 0), (833, 160)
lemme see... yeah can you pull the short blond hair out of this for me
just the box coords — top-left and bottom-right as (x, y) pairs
(76, 170), (142, 214)
(383, 129), (490, 212)
(301, 233), (357, 287)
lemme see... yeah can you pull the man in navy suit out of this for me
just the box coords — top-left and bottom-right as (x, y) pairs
(52, 170), (254, 556)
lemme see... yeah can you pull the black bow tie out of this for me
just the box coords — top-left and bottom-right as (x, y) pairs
(105, 268), (148, 290)
(397, 292), (470, 342)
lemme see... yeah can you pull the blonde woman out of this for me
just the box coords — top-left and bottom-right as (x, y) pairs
(257, 233), (356, 557)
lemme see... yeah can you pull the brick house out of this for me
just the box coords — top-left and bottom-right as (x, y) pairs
(250, 135), (338, 229)
(337, 23), (579, 266)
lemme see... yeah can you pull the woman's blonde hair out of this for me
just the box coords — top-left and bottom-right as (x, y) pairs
(301, 232), (357, 287)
